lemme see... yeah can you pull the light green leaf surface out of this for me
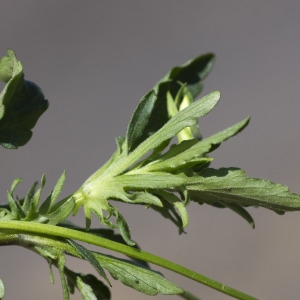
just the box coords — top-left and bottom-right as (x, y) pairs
(1, 173), (74, 225)
(0, 49), (22, 83)
(115, 213), (135, 246)
(140, 117), (248, 173)
(126, 192), (163, 207)
(192, 117), (250, 155)
(76, 276), (97, 300)
(71, 273), (111, 300)
(40, 171), (67, 214)
(45, 197), (75, 225)
(155, 190), (189, 228)
(95, 253), (184, 296)
(188, 168), (300, 213)
(167, 86), (202, 142)
(115, 172), (187, 189)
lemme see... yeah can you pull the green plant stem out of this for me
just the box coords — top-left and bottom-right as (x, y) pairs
(0, 220), (257, 300)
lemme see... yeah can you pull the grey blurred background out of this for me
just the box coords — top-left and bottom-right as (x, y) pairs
(1, 1), (300, 299)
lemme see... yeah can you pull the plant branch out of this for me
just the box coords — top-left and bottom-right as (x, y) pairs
(0, 221), (257, 300)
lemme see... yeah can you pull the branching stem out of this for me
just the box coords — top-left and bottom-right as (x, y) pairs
(0, 220), (257, 300)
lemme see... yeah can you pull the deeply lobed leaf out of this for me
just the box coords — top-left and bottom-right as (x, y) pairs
(0, 173), (74, 226)
(141, 117), (249, 173)
(188, 168), (300, 214)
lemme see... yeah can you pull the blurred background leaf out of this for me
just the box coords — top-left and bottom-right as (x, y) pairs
(0, 50), (48, 149)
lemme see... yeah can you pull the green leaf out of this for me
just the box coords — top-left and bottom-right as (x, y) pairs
(0, 49), (48, 148)
(57, 255), (69, 300)
(131, 138), (171, 171)
(155, 190), (189, 228)
(126, 54), (214, 152)
(126, 90), (157, 152)
(143, 140), (212, 173)
(151, 200), (185, 233)
(45, 197), (75, 225)
(112, 91), (220, 176)
(65, 267), (111, 300)
(75, 274), (111, 300)
(168, 86), (202, 142)
(34, 244), (70, 300)
(96, 137), (127, 177)
(115, 172), (187, 189)
(143, 117), (249, 173)
(126, 192), (163, 207)
(6, 190), (19, 218)
(223, 202), (255, 228)
(3, 173), (74, 225)
(25, 174), (46, 220)
(40, 171), (67, 214)
(0, 278), (5, 299)
(178, 290), (202, 300)
(160, 53), (215, 98)
(194, 117), (250, 154)
(7, 178), (23, 218)
(67, 239), (111, 286)
(115, 212), (135, 246)
(75, 276), (97, 300)
(0, 50), (22, 83)
(22, 181), (38, 212)
(133, 91), (220, 159)
(95, 253), (184, 296)
(188, 168), (300, 213)
(10, 177), (23, 193)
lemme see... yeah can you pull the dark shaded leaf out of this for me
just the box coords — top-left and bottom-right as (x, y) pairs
(161, 53), (215, 98)
(75, 274), (111, 300)
(150, 199), (185, 234)
(223, 202), (255, 228)
(126, 54), (215, 152)
(0, 49), (48, 148)
(126, 90), (157, 152)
